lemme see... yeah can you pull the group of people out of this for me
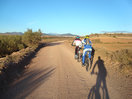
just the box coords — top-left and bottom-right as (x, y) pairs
(72, 35), (93, 66)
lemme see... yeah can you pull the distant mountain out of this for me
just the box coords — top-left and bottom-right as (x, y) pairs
(42, 33), (78, 37)
(0, 32), (23, 35)
(0, 32), (78, 36)
(101, 31), (132, 33)
(59, 33), (78, 36)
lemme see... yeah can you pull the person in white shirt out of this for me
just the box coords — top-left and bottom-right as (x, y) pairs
(72, 36), (82, 59)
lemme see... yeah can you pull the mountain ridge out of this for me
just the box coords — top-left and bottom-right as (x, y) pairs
(0, 32), (78, 36)
(0, 32), (23, 35)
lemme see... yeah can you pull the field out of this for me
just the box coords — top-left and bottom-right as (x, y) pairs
(67, 35), (132, 51)
(90, 36), (132, 51)
(66, 34), (132, 74)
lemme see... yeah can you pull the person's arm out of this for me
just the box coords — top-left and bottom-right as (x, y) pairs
(82, 39), (86, 45)
(82, 39), (84, 44)
(81, 39), (85, 48)
(89, 40), (92, 46)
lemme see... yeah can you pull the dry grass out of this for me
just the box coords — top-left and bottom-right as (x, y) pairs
(91, 36), (132, 51)
(91, 36), (132, 44)
(66, 35), (132, 73)
(92, 36), (132, 74)
(0, 47), (35, 72)
(106, 49), (132, 66)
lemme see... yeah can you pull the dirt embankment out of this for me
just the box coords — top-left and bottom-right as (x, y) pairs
(0, 43), (46, 95)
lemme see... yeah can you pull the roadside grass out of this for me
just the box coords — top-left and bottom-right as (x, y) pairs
(0, 46), (37, 74)
(106, 49), (132, 69)
(0, 35), (25, 58)
(0, 43), (44, 94)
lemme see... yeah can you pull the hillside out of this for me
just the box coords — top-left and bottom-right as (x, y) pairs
(43, 33), (78, 37)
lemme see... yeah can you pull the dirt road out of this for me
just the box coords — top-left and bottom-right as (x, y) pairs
(1, 41), (130, 99)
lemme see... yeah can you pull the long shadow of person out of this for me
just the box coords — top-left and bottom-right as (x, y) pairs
(88, 56), (109, 99)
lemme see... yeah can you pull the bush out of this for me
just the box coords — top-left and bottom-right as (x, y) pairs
(0, 35), (25, 57)
(0, 29), (42, 58)
(22, 29), (42, 47)
(110, 49), (132, 67)
(113, 35), (116, 38)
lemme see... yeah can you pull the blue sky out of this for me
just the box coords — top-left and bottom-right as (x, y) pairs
(0, 0), (132, 35)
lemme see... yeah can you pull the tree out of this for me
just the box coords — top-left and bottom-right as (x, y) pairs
(22, 29), (42, 47)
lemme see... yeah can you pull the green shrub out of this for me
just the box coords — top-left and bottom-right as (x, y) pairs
(0, 28), (42, 57)
(22, 29), (42, 47)
(0, 35), (25, 57)
(113, 35), (116, 38)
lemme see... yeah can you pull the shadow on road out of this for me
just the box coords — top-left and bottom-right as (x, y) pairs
(90, 47), (95, 69)
(1, 67), (55, 99)
(88, 56), (109, 99)
(0, 42), (61, 98)
(46, 42), (61, 46)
